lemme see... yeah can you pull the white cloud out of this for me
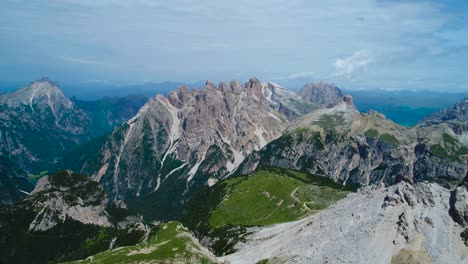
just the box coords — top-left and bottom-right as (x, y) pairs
(1, 0), (468, 90)
(333, 50), (374, 78)
(61, 56), (104, 65)
(287, 71), (315, 80)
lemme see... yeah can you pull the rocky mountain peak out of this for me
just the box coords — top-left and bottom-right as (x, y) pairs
(297, 80), (344, 107)
(205, 80), (215, 89)
(217, 81), (228, 92)
(0, 78), (73, 110)
(245, 77), (264, 100)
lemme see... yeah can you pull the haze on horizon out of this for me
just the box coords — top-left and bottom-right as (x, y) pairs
(1, 0), (468, 92)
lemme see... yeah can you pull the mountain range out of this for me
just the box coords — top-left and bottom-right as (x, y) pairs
(0, 77), (467, 263)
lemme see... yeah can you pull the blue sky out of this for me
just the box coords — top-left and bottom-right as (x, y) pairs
(1, 0), (468, 91)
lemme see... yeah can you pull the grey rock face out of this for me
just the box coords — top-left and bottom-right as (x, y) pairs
(0, 170), (112, 235)
(262, 82), (318, 120)
(297, 81), (344, 107)
(27, 171), (112, 231)
(450, 186), (468, 227)
(0, 157), (33, 206)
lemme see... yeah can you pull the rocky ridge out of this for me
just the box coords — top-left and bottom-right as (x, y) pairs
(237, 96), (467, 186)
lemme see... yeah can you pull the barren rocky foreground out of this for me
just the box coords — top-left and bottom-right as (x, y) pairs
(221, 182), (468, 264)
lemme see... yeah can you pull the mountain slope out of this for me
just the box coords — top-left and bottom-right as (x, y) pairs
(0, 79), (147, 173)
(0, 156), (33, 205)
(74, 79), (288, 220)
(221, 182), (468, 264)
(0, 170), (145, 264)
(238, 96), (467, 186)
(66, 222), (218, 264)
(71, 94), (148, 136)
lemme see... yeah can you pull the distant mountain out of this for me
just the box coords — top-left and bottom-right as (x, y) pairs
(262, 82), (317, 120)
(419, 97), (468, 124)
(0, 78), (147, 172)
(0, 157), (33, 206)
(297, 81), (344, 107)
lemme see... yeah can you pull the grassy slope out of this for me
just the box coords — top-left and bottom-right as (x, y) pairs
(66, 222), (216, 264)
(209, 168), (350, 228)
(183, 166), (353, 255)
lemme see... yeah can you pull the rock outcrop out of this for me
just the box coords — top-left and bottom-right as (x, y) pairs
(297, 81), (344, 107)
(3, 170), (113, 232)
